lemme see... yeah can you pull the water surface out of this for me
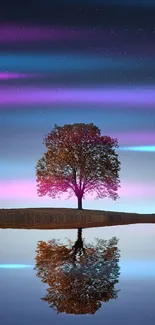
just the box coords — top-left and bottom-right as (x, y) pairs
(0, 224), (155, 324)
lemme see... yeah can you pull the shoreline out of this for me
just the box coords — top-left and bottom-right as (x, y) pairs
(0, 207), (155, 230)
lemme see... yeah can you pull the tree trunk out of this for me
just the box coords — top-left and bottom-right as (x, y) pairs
(72, 228), (84, 262)
(77, 227), (82, 241)
(78, 196), (82, 210)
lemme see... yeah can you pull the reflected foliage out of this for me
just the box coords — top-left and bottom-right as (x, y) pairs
(35, 232), (120, 315)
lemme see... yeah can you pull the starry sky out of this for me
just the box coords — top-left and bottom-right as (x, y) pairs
(0, 0), (155, 212)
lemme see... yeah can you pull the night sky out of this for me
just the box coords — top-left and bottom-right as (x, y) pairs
(0, 0), (155, 212)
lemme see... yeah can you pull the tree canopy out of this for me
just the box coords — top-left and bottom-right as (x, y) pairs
(35, 234), (120, 315)
(36, 123), (121, 209)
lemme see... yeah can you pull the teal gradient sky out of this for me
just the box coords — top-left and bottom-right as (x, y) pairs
(0, 0), (155, 213)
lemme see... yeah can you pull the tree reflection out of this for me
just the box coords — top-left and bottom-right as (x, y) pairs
(35, 229), (120, 315)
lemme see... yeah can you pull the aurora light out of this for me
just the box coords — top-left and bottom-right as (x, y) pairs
(0, 180), (154, 200)
(1, 54), (153, 73)
(0, 264), (33, 269)
(0, 25), (100, 43)
(119, 146), (155, 152)
(112, 132), (155, 145)
(0, 87), (155, 107)
(1, 5), (155, 213)
(0, 72), (33, 80)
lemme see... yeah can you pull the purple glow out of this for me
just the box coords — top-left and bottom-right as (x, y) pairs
(0, 25), (96, 42)
(0, 72), (34, 80)
(0, 180), (154, 200)
(110, 132), (155, 145)
(0, 87), (155, 107)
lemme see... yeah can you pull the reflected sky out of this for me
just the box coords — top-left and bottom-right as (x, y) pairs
(0, 224), (155, 324)
(0, 224), (155, 263)
(1, 261), (155, 278)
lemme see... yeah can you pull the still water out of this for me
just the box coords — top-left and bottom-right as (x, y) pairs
(0, 224), (155, 324)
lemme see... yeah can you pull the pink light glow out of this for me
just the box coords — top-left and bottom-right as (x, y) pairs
(0, 180), (154, 200)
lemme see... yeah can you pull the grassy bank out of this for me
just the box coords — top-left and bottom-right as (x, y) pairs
(0, 208), (155, 229)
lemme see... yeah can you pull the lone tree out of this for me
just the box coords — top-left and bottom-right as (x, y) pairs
(36, 123), (121, 209)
